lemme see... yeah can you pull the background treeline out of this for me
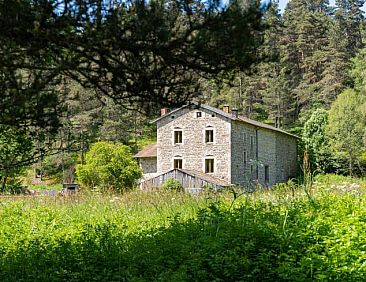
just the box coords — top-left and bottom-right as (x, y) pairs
(206, 0), (364, 129)
(1, 0), (366, 189)
(0, 0), (264, 189)
(205, 0), (366, 176)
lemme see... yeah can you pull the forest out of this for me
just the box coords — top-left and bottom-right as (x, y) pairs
(0, 0), (365, 188)
(0, 0), (365, 189)
(1, 1), (366, 281)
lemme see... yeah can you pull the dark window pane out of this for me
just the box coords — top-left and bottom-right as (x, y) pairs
(174, 131), (182, 143)
(265, 165), (269, 184)
(205, 159), (214, 173)
(205, 130), (214, 143)
(174, 159), (182, 169)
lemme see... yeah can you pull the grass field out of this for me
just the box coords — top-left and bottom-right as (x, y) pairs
(0, 175), (365, 281)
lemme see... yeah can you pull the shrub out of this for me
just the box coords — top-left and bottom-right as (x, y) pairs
(76, 141), (142, 192)
(161, 178), (183, 191)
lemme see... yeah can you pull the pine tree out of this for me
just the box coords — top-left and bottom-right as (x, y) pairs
(335, 0), (365, 56)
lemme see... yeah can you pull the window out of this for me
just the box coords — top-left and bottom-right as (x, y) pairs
(243, 151), (247, 166)
(265, 165), (269, 184)
(205, 129), (214, 143)
(205, 159), (214, 173)
(174, 130), (182, 144)
(174, 159), (183, 169)
(196, 112), (202, 118)
(250, 135), (255, 150)
(242, 132), (247, 143)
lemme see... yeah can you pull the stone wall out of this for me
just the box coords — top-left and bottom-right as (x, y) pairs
(157, 106), (232, 183)
(275, 134), (299, 181)
(156, 105), (298, 187)
(139, 157), (157, 174)
(257, 129), (277, 186)
(231, 121), (257, 187)
(231, 122), (298, 187)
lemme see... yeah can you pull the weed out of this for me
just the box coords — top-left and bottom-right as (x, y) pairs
(0, 179), (365, 281)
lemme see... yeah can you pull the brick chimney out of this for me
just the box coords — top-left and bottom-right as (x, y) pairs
(222, 105), (230, 113)
(160, 108), (170, 116)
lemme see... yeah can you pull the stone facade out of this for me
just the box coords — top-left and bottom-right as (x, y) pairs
(138, 104), (299, 187)
(138, 157), (157, 180)
(157, 107), (232, 183)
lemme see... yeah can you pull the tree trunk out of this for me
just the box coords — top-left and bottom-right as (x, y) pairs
(349, 154), (353, 177)
(1, 176), (7, 192)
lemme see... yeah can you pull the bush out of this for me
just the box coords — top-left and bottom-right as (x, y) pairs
(161, 178), (183, 191)
(76, 141), (142, 192)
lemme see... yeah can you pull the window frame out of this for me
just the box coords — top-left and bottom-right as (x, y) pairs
(250, 135), (255, 150)
(205, 129), (214, 143)
(173, 158), (183, 169)
(242, 132), (247, 144)
(204, 158), (215, 173)
(173, 129), (183, 144)
(265, 165), (270, 184)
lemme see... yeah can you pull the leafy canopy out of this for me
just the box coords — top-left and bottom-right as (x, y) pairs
(302, 108), (329, 172)
(326, 89), (366, 175)
(0, 126), (33, 190)
(76, 141), (142, 191)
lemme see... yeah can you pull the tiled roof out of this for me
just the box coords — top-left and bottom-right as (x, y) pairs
(134, 143), (157, 158)
(236, 115), (299, 139)
(153, 103), (298, 139)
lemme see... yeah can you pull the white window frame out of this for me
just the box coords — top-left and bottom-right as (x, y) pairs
(173, 158), (183, 169)
(205, 129), (214, 143)
(204, 157), (215, 174)
(204, 126), (215, 144)
(173, 128), (183, 144)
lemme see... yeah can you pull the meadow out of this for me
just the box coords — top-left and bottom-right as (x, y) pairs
(0, 175), (366, 281)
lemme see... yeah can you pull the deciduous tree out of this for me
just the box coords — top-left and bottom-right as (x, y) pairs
(76, 141), (142, 191)
(326, 89), (365, 175)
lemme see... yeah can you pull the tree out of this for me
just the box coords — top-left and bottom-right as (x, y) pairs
(335, 0), (365, 56)
(0, 0), (265, 122)
(326, 89), (365, 175)
(63, 0), (264, 111)
(350, 48), (366, 93)
(76, 142), (142, 191)
(302, 108), (330, 172)
(0, 126), (33, 191)
(0, 0), (265, 175)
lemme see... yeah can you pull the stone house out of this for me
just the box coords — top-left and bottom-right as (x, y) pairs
(135, 104), (299, 189)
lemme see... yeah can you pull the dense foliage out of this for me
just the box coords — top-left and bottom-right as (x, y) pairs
(207, 0), (365, 128)
(326, 89), (366, 175)
(0, 0), (265, 176)
(0, 177), (366, 281)
(76, 141), (142, 191)
(0, 0), (264, 125)
(0, 126), (33, 191)
(1, 0), (366, 180)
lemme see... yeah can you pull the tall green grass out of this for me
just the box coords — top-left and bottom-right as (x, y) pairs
(0, 178), (366, 281)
